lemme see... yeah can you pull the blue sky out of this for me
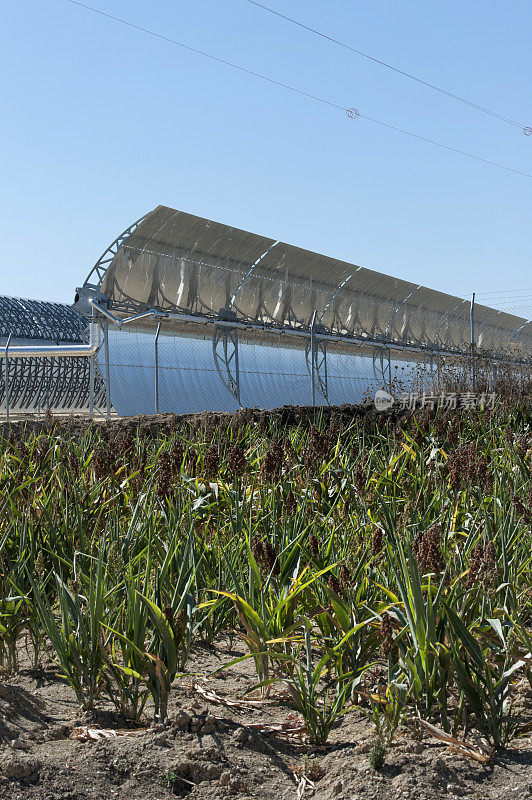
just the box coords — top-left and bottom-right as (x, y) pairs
(2, 0), (531, 317)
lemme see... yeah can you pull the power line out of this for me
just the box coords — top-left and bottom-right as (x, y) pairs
(488, 296), (532, 306)
(476, 288), (532, 296)
(459, 288), (532, 298)
(245, 0), (532, 136)
(454, 294), (532, 319)
(473, 297), (532, 306)
(65, 0), (343, 110)
(492, 305), (532, 314)
(64, 0), (532, 180)
(474, 304), (532, 316)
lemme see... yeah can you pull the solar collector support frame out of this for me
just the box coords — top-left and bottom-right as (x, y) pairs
(75, 204), (530, 415)
(2, 204), (531, 420)
(0, 303), (106, 417)
(82, 205), (532, 362)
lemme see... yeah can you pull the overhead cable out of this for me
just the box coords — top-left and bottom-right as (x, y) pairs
(245, 0), (531, 135)
(64, 0), (532, 180)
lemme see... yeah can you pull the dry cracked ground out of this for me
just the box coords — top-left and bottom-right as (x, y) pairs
(1, 638), (532, 800)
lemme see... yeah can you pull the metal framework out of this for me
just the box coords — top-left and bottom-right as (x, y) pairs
(0, 296), (82, 342)
(1, 205), (531, 419)
(212, 309), (241, 405)
(82, 214), (148, 290)
(372, 346), (392, 389)
(3, 355), (104, 412)
(71, 205), (530, 415)
(305, 315), (329, 405)
(0, 297), (105, 414)
(79, 205), (532, 361)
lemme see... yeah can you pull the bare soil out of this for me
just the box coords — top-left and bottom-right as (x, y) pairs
(1, 638), (531, 800)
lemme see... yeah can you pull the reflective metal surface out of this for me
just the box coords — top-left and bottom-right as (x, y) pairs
(102, 327), (420, 416)
(87, 206), (532, 358)
(2, 206), (531, 419)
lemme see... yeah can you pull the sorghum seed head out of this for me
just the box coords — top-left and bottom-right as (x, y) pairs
(339, 564), (351, 591)
(106, 541), (124, 583)
(204, 445), (220, 477)
(262, 439), (284, 481)
(309, 533), (320, 559)
(371, 527), (385, 559)
(34, 550), (45, 578)
(174, 608), (187, 638)
(380, 613), (394, 656)
(227, 445), (247, 476)
(412, 524), (445, 575)
(285, 490), (297, 516)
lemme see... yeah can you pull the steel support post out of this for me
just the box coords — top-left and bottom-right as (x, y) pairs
(212, 323), (241, 406)
(4, 333), (12, 423)
(310, 311), (317, 409)
(306, 313), (328, 407)
(104, 320), (111, 420)
(154, 321), (161, 414)
(372, 346), (391, 391)
(233, 328), (240, 407)
(318, 341), (328, 402)
(470, 292), (476, 390)
(44, 357), (49, 412)
(89, 311), (96, 421)
(89, 354), (94, 421)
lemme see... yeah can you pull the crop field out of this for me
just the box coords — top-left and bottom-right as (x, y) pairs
(1, 397), (532, 800)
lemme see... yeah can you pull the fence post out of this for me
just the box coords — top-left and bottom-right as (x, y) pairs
(310, 310), (317, 409)
(154, 321), (161, 414)
(233, 327), (241, 407)
(4, 333), (12, 423)
(104, 320), (111, 420)
(44, 355), (49, 412)
(88, 311), (96, 421)
(89, 354), (94, 421)
(470, 292), (476, 390)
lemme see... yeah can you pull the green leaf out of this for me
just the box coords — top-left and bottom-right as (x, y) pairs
(136, 592), (178, 679)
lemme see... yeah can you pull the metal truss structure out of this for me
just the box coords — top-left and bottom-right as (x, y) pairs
(1, 205), (531, 418)
(0, 296), (104, 414)
(212, 317), (241, 405)
(81, 214), (148, 291)
(372, 346), (392, 389)
(78, 205), (532, 362)
(0, 296), (82, 343)
(2, 356), (104, 412)
(305, 319), (329, 405)
(71, 204), (531, 416)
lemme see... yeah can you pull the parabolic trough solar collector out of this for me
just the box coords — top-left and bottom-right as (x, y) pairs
(76, 205), (531, 416)
(2, 205), (531, 416)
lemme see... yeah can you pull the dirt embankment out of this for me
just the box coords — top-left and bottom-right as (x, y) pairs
(0, 403), (403, 440)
